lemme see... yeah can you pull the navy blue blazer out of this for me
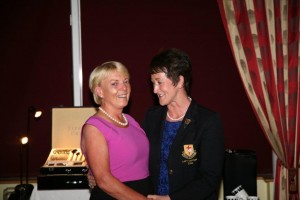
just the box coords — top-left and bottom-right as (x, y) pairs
(142, 100), (225, 200)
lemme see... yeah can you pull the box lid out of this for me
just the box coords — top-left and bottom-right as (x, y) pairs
(52, 107), (97, 148)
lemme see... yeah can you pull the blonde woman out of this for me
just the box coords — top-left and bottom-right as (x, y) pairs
(81, 61), (153, 200)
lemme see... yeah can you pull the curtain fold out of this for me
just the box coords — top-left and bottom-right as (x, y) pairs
(217, 0), (300, 199)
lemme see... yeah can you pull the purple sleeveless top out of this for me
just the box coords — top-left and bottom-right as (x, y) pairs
(81, 114), (150, 182)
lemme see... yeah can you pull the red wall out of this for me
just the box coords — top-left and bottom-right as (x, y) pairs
(0, 0), (272, 179)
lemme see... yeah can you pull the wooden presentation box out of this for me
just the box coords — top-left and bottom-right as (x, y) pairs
(38, 107), (97, 190)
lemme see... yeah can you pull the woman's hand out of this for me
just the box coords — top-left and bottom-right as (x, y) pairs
(87, 173), (96, 189)
(147, 195), (171, 200)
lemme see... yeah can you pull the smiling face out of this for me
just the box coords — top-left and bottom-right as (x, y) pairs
(96, 69), (131, 110)
(151, 72), (180, 106)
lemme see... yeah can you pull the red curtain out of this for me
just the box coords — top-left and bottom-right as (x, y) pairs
(217, 0), (300, 199)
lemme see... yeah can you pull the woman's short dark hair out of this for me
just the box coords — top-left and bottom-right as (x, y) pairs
(150, 48), (192, 95)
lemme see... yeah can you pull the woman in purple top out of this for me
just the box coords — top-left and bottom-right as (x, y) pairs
(81, 61), (153, 200)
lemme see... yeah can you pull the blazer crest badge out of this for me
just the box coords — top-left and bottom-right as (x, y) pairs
(182, 144), (197, 159)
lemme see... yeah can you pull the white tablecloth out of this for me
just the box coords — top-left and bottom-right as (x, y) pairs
(30, 184), (91, 200)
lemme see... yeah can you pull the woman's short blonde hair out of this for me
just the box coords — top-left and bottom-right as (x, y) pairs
(89, 61), (129, 105)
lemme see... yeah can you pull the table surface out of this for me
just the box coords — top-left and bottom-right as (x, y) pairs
(30, 183), (91, 200)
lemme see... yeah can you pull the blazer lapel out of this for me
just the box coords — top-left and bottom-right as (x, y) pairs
(151, 107), (167, 162)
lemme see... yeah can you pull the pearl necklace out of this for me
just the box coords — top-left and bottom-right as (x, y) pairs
(167, 112), (185, 121)
(167, 97), (192, 121)
(98, 107), (128, 126)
